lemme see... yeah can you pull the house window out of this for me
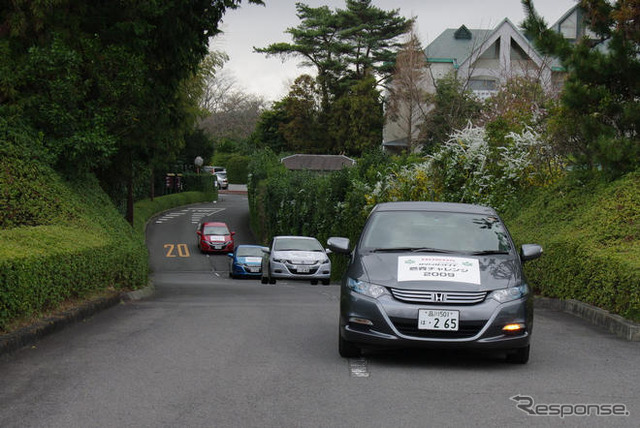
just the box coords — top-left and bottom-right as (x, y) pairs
(479, 40), (499, 59)
(469, 79), (497, 91)
(510, 38), (531, 61)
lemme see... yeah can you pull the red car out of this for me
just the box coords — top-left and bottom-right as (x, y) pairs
(197, 221), (235, 253)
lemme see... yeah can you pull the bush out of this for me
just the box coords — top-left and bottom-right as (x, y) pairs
(503, 173), (640, 321)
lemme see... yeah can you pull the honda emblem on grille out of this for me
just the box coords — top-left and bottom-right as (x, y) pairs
(434, 293), (446, 302)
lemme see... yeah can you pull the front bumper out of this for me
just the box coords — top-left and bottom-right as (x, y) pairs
(201, 240), (234, 253)
(269, 260), (331, 280)
(232, 263), (262, 277)
(340, 288), (532, 351)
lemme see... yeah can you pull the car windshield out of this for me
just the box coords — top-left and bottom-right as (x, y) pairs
(360, 211), (512, 254)
(274, 238), (323, 252)
(203, 225), (229, 235)
(236, 247), (263, 257)
(216, 172), (227, 179)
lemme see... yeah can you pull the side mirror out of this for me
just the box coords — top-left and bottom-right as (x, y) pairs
(262, 247), (271, 254)
(231, 231), (236, 236)
(227, 253), (234, 258)
(196, 231), (202, 236)
(520, 244), (543, 262)
(325, 248), (333, 255)
(327, 237), (350, 254)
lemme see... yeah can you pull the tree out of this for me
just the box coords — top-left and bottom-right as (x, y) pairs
(522, 0), (640, 175)
(255, 1), (413, 111)
(329, 76), (383, 156)
(419, 73), (482, 154)
(1, 0), (264, 223)
(385, 25), (430, 152)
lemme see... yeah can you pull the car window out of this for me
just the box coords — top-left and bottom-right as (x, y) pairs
(203, 225), (229, 235)
(360, 211), (511, 253)
(236, 247), (263, 257)
(274, 238), (323, 252)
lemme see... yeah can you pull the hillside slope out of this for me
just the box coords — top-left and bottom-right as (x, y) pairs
(503, 172), (640, 321)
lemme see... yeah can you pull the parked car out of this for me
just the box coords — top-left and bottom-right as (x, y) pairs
(215, 171), (228, 190)
(327, 201), (542, 363)
(261, 236), (331, 285)
(228, 245), (265, 278)
(197, 221), (235, 253)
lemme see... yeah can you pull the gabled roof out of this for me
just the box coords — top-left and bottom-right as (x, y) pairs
(425, 26), (492, 68)
(424, 18), (545, 70)
(280, 154), (355, 171)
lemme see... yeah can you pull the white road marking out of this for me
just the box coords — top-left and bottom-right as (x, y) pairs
(349, 358), (370, 378)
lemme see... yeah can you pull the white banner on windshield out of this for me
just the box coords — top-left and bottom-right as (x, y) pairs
(397, 256), (481, 284)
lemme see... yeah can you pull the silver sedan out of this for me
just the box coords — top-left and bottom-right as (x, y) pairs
(261, 236), (331, 285)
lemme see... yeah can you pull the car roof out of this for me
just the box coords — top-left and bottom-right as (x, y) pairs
(372, 201), (497, 215)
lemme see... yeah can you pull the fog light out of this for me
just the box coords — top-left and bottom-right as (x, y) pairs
(349, 317), (373, 326)
(502, 323), (525, 334)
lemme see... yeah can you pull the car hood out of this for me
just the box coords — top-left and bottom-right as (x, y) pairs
(352, 252), (521, 291)
(272, 250), (326, 264)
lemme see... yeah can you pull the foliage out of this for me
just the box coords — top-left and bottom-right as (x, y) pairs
(1, 0), (263, 223)
(329, 76), (384, 156)
(419, 73), (482, 153)
(522, 0), (640, 177)
(503, 172), (640, 321)
(255, 1), (412, 107)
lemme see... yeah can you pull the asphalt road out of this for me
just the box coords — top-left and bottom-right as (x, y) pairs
(0, 193), (638, 428)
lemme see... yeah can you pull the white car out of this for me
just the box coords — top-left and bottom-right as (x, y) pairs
(261, 236), (331, 285)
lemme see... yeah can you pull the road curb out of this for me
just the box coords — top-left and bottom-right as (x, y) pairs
(535, 296), (640, 341)
(0, 284), (155, 357)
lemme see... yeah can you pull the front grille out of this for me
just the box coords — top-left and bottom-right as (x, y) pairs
(390, 288), (486, 305)
(390, 317), (486, 339)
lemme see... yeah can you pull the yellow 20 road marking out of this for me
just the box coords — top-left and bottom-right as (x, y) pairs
(164, 244), (190, 258)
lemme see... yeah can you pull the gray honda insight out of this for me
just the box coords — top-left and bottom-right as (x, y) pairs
(327, 201), (542, 364)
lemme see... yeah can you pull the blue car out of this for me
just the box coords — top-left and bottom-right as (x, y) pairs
(228, 245), (266, 278)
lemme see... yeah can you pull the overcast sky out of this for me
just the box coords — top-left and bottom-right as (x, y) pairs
(210, 0), (578, 102)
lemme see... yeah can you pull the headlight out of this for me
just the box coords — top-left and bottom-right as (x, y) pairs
(272, 258), (285, 263)
(347, 277), (388, 299)
(489, 284), (529, 303)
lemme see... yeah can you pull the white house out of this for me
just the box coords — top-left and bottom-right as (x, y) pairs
(383, 6), (589, 153)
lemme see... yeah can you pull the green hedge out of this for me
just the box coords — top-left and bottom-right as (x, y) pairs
(248, 146), (640, 321)
(503, 173), (640, 321)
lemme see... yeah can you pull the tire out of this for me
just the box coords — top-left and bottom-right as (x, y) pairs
(506, 345), (530, 364)
(321, 279), (330, 285)
(261, 276), (268, 284)
(269, 277), (276, 284)
(338, 333), (361, 358)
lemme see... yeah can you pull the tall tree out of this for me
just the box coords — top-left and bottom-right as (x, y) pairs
(1, 0), (264, 223)
(255, 1), (412, 110)
(385, 25), (430, 152)
(522, 0), (640, 175)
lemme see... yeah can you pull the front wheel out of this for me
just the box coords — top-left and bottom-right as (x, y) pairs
(339, 333), (361, 358)
(260, 276), (268, 284)
(506, 345), (530, 364)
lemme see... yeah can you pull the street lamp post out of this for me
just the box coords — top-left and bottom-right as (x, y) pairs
(194, 156), (203, 174)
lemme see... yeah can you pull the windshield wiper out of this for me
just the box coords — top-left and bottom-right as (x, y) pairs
(371, 247), (454, 254)
(469, 250), (510, 255)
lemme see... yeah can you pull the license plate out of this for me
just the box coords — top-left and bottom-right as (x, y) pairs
(247, 267), (259, 273)
(214, 245), (223, 250)
(296, 265), (310, 273)
(418, 309), (459, 331)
